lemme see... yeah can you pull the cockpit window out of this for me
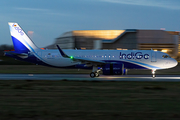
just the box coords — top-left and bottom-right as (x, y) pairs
(162, 55), (171, 58)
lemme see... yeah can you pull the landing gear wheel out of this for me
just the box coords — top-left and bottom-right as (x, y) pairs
(152, 69), (156, 78)
(95, 72), (99, 77)
(90, 72), (96, 78)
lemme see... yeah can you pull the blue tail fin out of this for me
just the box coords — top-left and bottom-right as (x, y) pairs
(8, 22), (39, 53)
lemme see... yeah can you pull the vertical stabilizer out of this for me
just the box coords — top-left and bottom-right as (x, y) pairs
(8, 22), (39, 53)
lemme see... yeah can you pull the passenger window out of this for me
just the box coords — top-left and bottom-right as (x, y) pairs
(144, 55), (149, 59)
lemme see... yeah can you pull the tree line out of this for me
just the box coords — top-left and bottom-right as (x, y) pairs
(0, 44), (14, 56)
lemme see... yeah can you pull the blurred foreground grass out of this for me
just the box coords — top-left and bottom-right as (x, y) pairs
(0, 80), (180, 120)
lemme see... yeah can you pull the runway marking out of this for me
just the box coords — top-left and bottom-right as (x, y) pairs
(28, 74), (34, 76)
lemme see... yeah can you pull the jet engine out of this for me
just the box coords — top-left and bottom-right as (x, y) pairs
(102, 63), (127, 75)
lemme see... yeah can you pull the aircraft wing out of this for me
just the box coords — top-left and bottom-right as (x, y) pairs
(56, 45), (107, 65)
(71, 57), (106, 65)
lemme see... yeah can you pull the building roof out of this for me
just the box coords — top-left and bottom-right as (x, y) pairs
(59, 30), (125, 40)
(102, 29), (137, 43)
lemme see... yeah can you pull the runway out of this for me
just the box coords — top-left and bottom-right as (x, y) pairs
(0, 74), (180, 81)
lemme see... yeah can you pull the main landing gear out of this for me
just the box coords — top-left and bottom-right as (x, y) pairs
(90, 66), (101, 78)
(152, 69), (156, 78)
(90, 72), (99, 78)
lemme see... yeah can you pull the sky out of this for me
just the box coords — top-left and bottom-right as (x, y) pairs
(1, 0), (180, 47)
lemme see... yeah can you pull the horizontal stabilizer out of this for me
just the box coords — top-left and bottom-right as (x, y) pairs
(4, 51), (28, 59)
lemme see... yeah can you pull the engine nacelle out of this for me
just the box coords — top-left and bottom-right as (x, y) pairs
(102, 63), (127, 75)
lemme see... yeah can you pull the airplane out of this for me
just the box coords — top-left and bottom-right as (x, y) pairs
(5, 22), (178, 78)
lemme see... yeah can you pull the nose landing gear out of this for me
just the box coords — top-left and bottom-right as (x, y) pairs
(152, 69), (156, 78)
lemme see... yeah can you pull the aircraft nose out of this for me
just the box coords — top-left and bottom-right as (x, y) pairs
(172, 58), (178, 67)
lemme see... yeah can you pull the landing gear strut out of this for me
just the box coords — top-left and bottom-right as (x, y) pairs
(90, 66), (101, 78)
(152, 69), (156, 78)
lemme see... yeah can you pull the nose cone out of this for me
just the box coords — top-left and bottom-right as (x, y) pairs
(171, 58), (178, 68)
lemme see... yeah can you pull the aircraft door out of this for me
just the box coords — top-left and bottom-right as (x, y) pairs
(37, 52), (42, 57)
(36, 52), (42, 61)
(151, 51), (157, 62)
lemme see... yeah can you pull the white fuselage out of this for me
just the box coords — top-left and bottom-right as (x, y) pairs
(33, 49), (177, 70)
(7, 22), (178, 77)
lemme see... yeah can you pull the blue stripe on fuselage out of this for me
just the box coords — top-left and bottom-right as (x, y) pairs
(6, 50), (160, 70)
(6, 53), (151, 69)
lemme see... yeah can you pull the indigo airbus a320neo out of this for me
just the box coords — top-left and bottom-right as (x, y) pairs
(5, 23), (178, 78)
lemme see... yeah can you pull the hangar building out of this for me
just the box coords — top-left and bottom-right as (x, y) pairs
(46, 29), (180, 59)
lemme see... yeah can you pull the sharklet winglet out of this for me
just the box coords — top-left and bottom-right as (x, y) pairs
(56, 45), (69, 58)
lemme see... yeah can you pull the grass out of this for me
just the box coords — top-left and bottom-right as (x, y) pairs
(0, 80), (180, 120)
